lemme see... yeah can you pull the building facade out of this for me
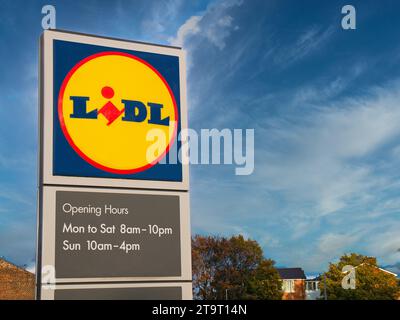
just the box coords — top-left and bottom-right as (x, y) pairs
(277, 268), (307, 300)
(0, 258), (35, 300)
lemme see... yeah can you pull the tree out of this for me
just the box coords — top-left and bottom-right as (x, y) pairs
(246, 259), (283, 300)
(192, 234), (282, 300)
(319, 253), (400, 300)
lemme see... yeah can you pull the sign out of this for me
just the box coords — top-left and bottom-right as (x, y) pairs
(41, 283), (192, 300)
(40, 186), (191, 281)
(40, 29), (188, 190)
(37, 30), (191, 300)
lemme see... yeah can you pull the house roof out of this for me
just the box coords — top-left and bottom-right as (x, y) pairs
(277, 268), (307, 280)
(352, 263), (398, 277)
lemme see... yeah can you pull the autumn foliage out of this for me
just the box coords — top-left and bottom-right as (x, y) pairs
(319, 253), (400, 300)
(192, 235), (282, 300)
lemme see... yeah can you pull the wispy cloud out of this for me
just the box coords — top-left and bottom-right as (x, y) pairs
(0, 220), (36, 266)
(0, 187), (35, 207)
(167, 0), (400, 272)
(367, 227), (400, 264)
(256, 80), (400, 214)
(0, 153), (36, 171)
(318, 233), (360, 255)
(292, 63), (366, 106)
(1, 0), (400, 273)
(141, 0), (184, 37)
(190, 75), (400, 271)
(169, 0), (242, 50)
(273, 25), (335, 67)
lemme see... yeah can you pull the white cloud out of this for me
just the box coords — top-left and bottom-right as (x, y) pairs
(318, 233), (359, 254)
(169, 15), (202, 47)
(169, 0), (242, 50)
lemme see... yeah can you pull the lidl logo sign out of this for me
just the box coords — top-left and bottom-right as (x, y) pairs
(53, 40), (182, 181)
(59, 52), (178, 174)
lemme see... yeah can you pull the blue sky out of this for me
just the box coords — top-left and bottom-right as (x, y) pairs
(1, 0), (400, 275)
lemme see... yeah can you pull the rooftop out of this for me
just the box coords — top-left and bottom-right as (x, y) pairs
(277, 268), (307, 280)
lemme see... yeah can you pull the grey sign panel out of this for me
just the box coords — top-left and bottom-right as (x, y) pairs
(54, 287), (182, 300)
(55, 191), (181, 278)
(40, 186), (192, 283)
(41, 282), (193, 300)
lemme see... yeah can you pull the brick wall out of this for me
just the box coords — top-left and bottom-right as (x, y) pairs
(0, 259), (35, 300)
(282, 280), (306, 300)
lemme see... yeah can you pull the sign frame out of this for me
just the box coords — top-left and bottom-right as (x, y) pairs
(37, 30), (192, 300)
(40, 29), (189, 191)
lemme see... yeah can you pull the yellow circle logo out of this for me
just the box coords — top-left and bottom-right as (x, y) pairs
(58, 52), (178, 174)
